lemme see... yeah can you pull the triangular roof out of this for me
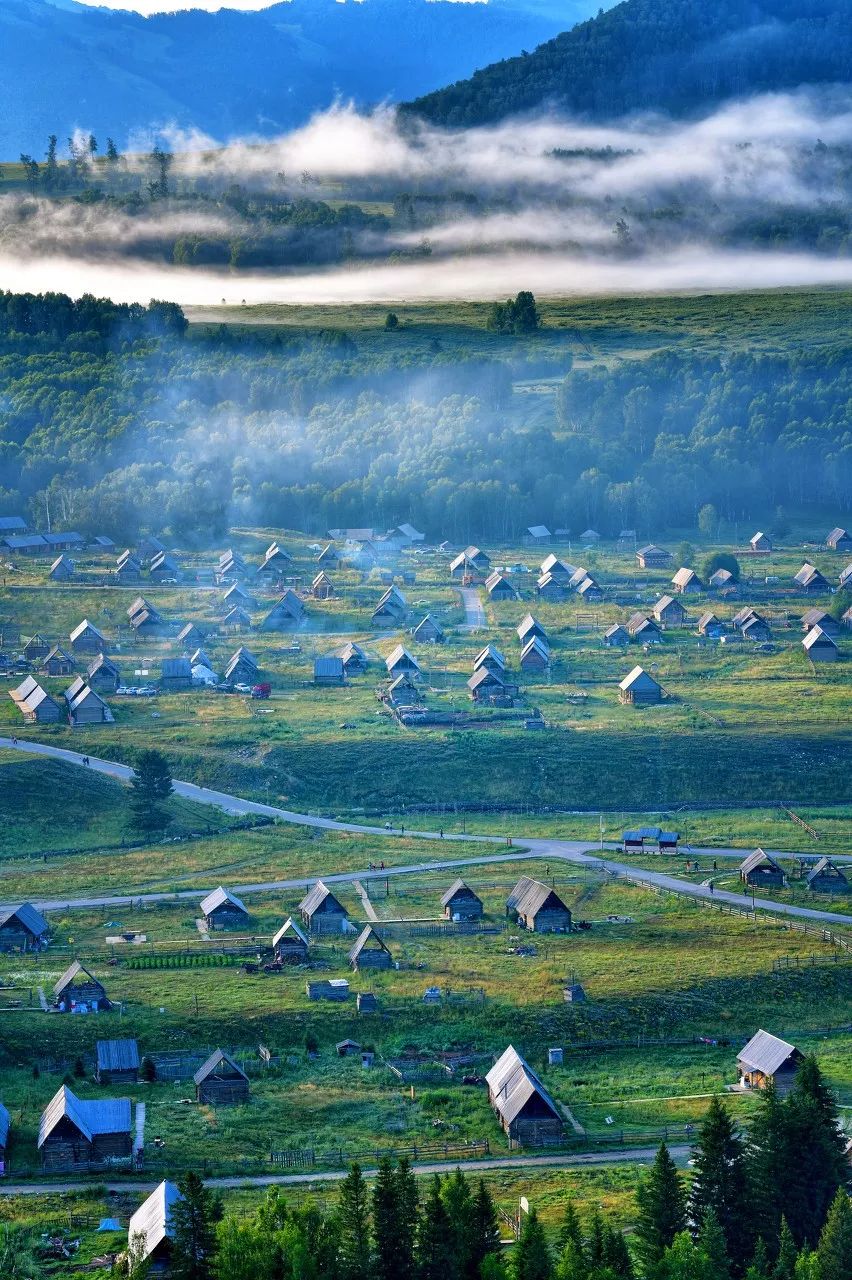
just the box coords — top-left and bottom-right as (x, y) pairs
(619, 666), (661, 692)
(193, 1048), (248, 1086)
(803, 625), (838, 651)
(200, 886), (249, 917)
(474, 643), (505, 671)
(806, 857), (848, 886)
(520, 636), (550, 664)
(38, 1085), (131, 1147)
(413, 614), (444, 640)
(385, 645), (420, 672)
(737, 1030), (801, 1076)
(0, 902), (50, 938)
(299, 880), (346, 917)
(440, 878), (481, 909)
(485, 1045), (561, 1127)
(272, 916), (309, 949)
(348, 925), (391, 963)
(517, 614), (547, 642)
(54, 960), (102, 997)
(467, 666), (505, 692)
(128, 1181), (183, 1264)
(69, 619), (105, 643)
(740, 848), (782, 876)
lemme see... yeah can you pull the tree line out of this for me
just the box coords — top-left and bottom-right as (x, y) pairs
(119, 1058), (852, 1280)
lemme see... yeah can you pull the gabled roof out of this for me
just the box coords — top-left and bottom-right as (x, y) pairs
(9, 677), (58, 715)
(96, 1039), (140, 1072)
(827, 527), (850, 545)
(653, 594), (683, 615)
(69, 619), (105, 643)
(338, 641), (367, 664)
(603, 623), (629, 640)
(161, 658), (192, 679)
(54, 960), (102, 997)
(737, 1030), (800, 1077)
(794, 563), (827, 587)
(440, 878), (481, 909)
(485, 1045), (561, 1127)
(385, 644), (420, 672)
(43, 531), (83, 546)
(526, 525), (550, 538)
(413, 614), (444, 640)
(128, 596), (157, 620)
(348, 925), (391, 963)
(740, 848), (782, 876)
(0, 902), (50, 938)
(576, 576), (601, 596)
(42, 644), (75, 665)
(38, 1085), (130, 1147)
(485, 571), (516, 596)
(803, 625), (838, 651)
(567, 567), (588, 589)
(637, 543), (668, 557)
(672, 567), (701, 588)
(509, 878), (569, 920)
(806, 857), (848, 886)
(467, 666), (505, 692)
(128, 1181), (183, 1263)
(272, 916), (309, 948)
(474, 643), (505, 671)
(193, 1049), (248, 1086)
(65, 680), (108, 715)
(88, 653), (119, 677)
(299, 880), (346, 917)
(520, 636), (550, 664)
(177, 622), (203, 642)
(222, 606), (251, 627)
(2, 534), (46, 549)
(517, 614), (547, 642)
(0, 515), (26, 531)
(200, 886), (249, 917)
(619, 666), (661, 692)
(540, 555), (575, 577)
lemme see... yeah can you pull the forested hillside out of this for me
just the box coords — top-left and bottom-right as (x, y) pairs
(409, 0), (852, 126)
(1, 291), (850, 542)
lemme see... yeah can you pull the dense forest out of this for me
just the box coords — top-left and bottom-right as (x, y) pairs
(0, 291), (850, 543)
(409, 0), (852, 127)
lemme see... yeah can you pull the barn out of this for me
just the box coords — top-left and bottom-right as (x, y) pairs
(160, 658), (193, 691)
(311, 571), (334, 600)
(803, 626), (839, 663)
(317, 544), (339, 566)
(618, 667), (662, 705)
(626, 613), (662, 642)
(53, 961), (109, 1010)
(576, 576), (603, 602)
(223, 647), (259, 684)
(486, 1046), (563, 1145)
(149, 552), (182, 582)
(697, 612), (726, 638)
(826, 527), (852, 552)
(177, 622), (204, 649)
(508, 878), (571, 932)
(222, 582), (254, 611)
(450, 546), (490, 577)
(740, 849), (785, 889)
(0, 903), (50, 952)
(272, 917), (310, 963)
(38, 1086), (132, 1171)
(750, 532), (772, 552)
(256, 544), (292, 578)
(338, 642), (368, 674)
(805, 857), (849, 894)
(523, 525), (552, 545)
(709, 568), (735, 590)
(737, 1030), (803, 1095)
(128, 1181), (183, 1273)
(222, 606), (252, 631)
(115, 554), (143, 584)
(741, 615), (772, 643)
(348, 926), (393, 971)
(440, 879), (483, 921)
(540, 555), (574, 580)
(299, 881), (349, 933)
(194, 1050), (250, 1106)
(468, 667), (506, 701)
(372, 587), (407, 627)
(200, 887), (250, 931)
(96, 1039), (140, 1085)
(653, 595), (687, 628)
(22, 633), (51, 660)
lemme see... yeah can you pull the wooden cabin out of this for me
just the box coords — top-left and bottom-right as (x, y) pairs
(149, 552), (182, 583)
(697, 612), (726, 638)
(0, 903), (50, 952)
(473, 644), (505, 675)
(576, 576), (603, 602)
(413, 615), (444, 643)
(540, 555), (574, 581)
(49, 555), (75, 582)
(96, 1039), (140, 1085)
(272, 917), (310, 964)
(22, 633), (51, 660)
(826, 527), (852, 552)
(38, 1086), (132, 1171)
(256, 545), (292, 579)
(87, 654), (121, 693)
(128, 1180), (183, 1273)
(520, 636), (550, 671)
(311, 571), (334, 600)
(338, 642), (368, 674)
(485, 572), (518, 601)
(450, 546), (490, 577)
(486, 1046), (563, 1146)
(618, 666), (662, 705)
(194, 1050), (250, 1106)
(9, 677), (62, 724)
(805, 857), (849, 895)
(41, 644), (75, 677)
(223, 647), (259, 684)
(794, 563), (829, 593)
(523, 525), (551, 545)
(468, 667), (506, 701)
(200, 887), (250, 931)
(801, 608), (840, 636)
(536, 572), (566, 602)
(709, 568), (735, 591)
(348, 926), (393, 971)
(803, 626), (839, 663)
(160, 658), (192, 691)
(672, 567), (702, 594)
(508, 877), (571, 932)
(737, 1030), (803, 1095)
(636, 544), (671, 568)
(53, 961), (109, 1011)
(65, 678), (112, 725)
(385, 645), (420, 676)
(299, 881), (349, 933)
(307, 978), (350, 1001)
(603, 623), (629, 648)
(740, 849), (785, 889)
(750, 532), (772, 552)
(314, 656), (346, 686)
(626, 613), (662, 642)
(517, 614), (548, 646)
(441, 879), (483, 921)
(261, 591), (304, 631)
(222, 605), (252, 632)
(69, 619), (108, 655)
(653, 595), (687, 628)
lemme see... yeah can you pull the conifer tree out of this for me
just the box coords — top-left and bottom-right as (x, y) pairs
(373, 1157), (401, 1280)
(514, 1209), (552, 1280)
(396, 1158), (419, 1280)
(338, 1164), (371, 1280)
(634, 1143), (687, 1275)
(470, 1180), (502, 1277)
(770, 1220), (798, 1280)
(815, 1190), (852, 1280)
(783, 1058), (848, 1247)
(745, 1084), (787, 1254)
(689, 1098), (751, 1270)
(698, 1210), (731, 1280)
(442, 1169), (474, 1280)
(171, 1172), (222, 1280)
(558, 1204), (583, 1254)
(600, 1220), (634, 1278)
(417, 1176), (456, 1280)
(744, 1239), (770, 1280)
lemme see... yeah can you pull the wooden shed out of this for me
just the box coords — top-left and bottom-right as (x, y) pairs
(826, 527), (852, 552)
(413, 615), (444, 644)
(223, 647), (260, 684)
(626, 613), (662, 642)
(128, 1180), (183, 1273)
(653, 595), (687, 628)
(576, 576), (603, 602)
(805, 857), (849, 895)
(618, 666), (662, 705)
(38, 1086), (132, 1171)
(65, 678), (112, 725)
(0, 903), (50, 952)
(508, 878), (571, 933)
(636, 545), (671, 568)
(450, 546), (490, 577)
(200, 887), (250, 931)
(194, 1050), (250, 1106)
(348, 926), (393, 971)
(261, 591), (304, 631)
(440, 879), (484, 921)
(150, 552), (182, 582)
(603, 623), (629, 648)
(160, 658), (192, 691)
(801, 608), (839, 636)
(740, 849), (784, 889)
(737, 1030), (802, 1094)
(41, 644), (76, 677)
(473, 644), (506, 675)
(87, 654), (121, 693)
(299, 881), (349, 933)
(697, 611), (726, 638)
(803, 626), (839, 663)
(385, 645), (420, 676)
(517, 614), (548, 646)
(672, 567), (702, 594)
(49, 555), (75, 582)
(485, 572), (518, 601)
(520, 636), (550, 671)
(311, 571), (334, 600)
(314, 655), (345, 686)
(96, 1039), (140, 1085)
(69, 619), (108, 655)
(272, 917), (310, 963)
(793, 563), (829, 593)
(22, 633), (51, 660)
(256, 545), (292, 578)
(750, 532), (772, 552)
(467, 667), (506, 701)
(540, 555), (574, 580)
(536, 572), (566, 602)
(9, 677), (62, 724)
(53, 961), (109, 1011)
(486, 1046), (563, 1146)
(709, 568), (735, 590)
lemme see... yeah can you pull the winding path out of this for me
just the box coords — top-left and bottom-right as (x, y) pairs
(2, 738), (852, 930)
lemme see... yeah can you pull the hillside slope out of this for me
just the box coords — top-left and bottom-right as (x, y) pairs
(0, 0), (602, 156)
(407, 0), (852, 126)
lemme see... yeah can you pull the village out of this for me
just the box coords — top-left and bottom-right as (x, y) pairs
(0, 514), (850, 1274)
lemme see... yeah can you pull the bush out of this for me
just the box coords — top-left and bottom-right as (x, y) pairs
(702, 551), (740, 582)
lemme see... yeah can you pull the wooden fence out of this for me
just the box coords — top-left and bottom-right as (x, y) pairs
(270, 1139), (491, 1168)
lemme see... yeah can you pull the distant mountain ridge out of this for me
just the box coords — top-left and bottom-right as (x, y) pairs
(407, 0), (852, 125)
(0, 0), (603, 156)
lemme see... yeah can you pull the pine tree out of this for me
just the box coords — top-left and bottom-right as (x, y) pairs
(586, 1213), (605, 1272)
(514, 1209), (552, 1280)
(558, 1204), (583, 1254)
(689, 1097), (751, 1271)
(744, 1239), (770, 1280)
(373, 1157), (401, 1280)
(396, 1158), (419, 1280)
(815, 1190), (852, 1280)
(770, 1220), (798, 1280)
(470, 1179), (502, 1277)
(170, 1172), (221, 1280)
(634, 1143), (687, 1275)
(417, 1176), (456, 1280)
(337, 1163), (371, 1280)
(128, 748), (174, 833)
(698, 1210), (731, 1280)
(442, 1169), (474, 1280)
(745, 1084), (787, 1255)
(783, 1058), (848, 1247)
(600, 1220), (634, 1278)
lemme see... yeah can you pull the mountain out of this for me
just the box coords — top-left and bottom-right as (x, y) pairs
(407, 0), (852, 126)
(0, 0), (605, 157)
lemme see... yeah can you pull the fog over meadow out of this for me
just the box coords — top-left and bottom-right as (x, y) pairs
(4, 90), (852, 304)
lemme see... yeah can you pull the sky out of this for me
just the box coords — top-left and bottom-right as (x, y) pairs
(72, 0), (285, 12)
